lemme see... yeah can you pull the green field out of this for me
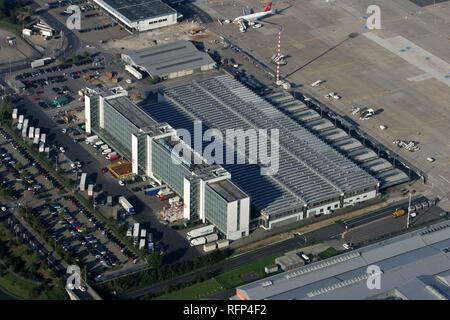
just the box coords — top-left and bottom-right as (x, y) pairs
(156, 278), (224, 300)
(156, 253), (281, 300)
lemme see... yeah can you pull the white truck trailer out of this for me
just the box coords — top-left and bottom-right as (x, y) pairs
(85, 135), (98, 144)
(119, 196), (135, 214)
(190, 233), (219, 247)
(79, 173), (87, 191)
(186, 225), (215, 240)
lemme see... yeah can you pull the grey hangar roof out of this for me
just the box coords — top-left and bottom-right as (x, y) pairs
(95, 0), (176, 23)
(121, 40), (216, 78)
(140, 75), (379, 218)
(236, 221), (450, 300)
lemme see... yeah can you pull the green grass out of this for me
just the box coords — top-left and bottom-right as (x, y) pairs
(155, 278), (224, 300)
(215, 254), (279, 289)
(318, 247), (340, 260)
(0, 271), (37, 299)
(155, 253), (281, 300)
(0, 18), (21, 34)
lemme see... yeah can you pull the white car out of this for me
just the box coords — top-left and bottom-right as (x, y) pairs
(118, 180), (125, 186)
(252, 23), (262, 29)
(59, 146), (66, 153)
(427, 157), (436, 163)
(1, 206), (7, 212)
(125, 79), (132, 84)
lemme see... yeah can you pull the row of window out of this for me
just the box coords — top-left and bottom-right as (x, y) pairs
(148, 18), (168, 25)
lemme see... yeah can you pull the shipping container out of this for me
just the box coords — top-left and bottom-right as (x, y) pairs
(205, 233), (218, 243)
(203, 242), (217, 252)
(216, 239), (229, 249)
(187, 225), (215, 240)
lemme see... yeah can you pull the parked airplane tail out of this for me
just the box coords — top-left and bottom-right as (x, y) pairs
(264, 1), (273, 12)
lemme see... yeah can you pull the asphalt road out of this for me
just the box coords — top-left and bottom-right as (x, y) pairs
(122, 196), (435, 299)
(14, 96), (200, 264)
(0, 3), (81, 76)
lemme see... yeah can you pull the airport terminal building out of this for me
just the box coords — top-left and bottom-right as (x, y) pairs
(93, 0), (178, 32)
(85, 74), (381, 233)
(84, 89), (250, 240)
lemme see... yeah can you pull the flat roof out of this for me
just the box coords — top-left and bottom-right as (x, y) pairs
(208, 179), (248, 203)
(236, 221), (450, 300)
(158, 75), (378, 217)
(94, 0), (176, 23)
(122, 40), (216, 77)
(106, 95), (159, 132)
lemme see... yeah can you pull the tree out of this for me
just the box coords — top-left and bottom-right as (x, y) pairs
(148, 75), (160, 85)
(147, 252), (163, 270)
(0, 100), (12, 123)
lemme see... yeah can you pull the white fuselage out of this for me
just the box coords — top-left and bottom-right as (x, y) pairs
(233, 10), (273, 23)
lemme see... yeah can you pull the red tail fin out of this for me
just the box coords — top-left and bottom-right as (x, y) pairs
(264, 1), (273, 12)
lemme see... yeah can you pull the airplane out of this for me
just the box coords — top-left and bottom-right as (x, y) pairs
(233, 1), (275, 24)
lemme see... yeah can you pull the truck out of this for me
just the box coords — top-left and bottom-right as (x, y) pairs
(34, 127), (40, 139)
(158, 189), (175, 201)
(106, 152), (119, 161)
(119, 196), (135, 214)
(79, 173), (87, 192)
(28, 126), (34, 139)
(392, 208), (406, 218)
(85, 135), (98, 144)
(39, 143), (45, 153)
(144, 186), (161, 196)
(139, 238), (146, 250)
(33, 135), (40, 145)
(87, 184), (94, 196)
(190, 237), (206, 247)
(12, 108), (18, 119)
(125, 65), (143, 80)
(186, 225), (215, 241)
(40, 133), (46, 143)
(101, 148), (112, 155)
(133, 223), (139, 245)
(140, 229), (146, 239)
(31, 57), (52, 68)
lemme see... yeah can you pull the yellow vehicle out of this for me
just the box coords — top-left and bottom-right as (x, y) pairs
(392, 208), (406, 218)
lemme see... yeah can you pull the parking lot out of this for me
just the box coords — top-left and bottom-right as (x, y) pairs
(0, 127), (139, 280)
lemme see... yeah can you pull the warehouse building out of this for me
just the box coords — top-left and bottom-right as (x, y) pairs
(120, 40), (216, 80)
(144, 75), (380, 230)
(235, 221), (450, 300)
(93, 0), (178, 32)
(84, 89), (250, 240)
